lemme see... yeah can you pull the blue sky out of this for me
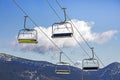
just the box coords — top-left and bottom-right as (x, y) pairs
(0, 0), (120, 68)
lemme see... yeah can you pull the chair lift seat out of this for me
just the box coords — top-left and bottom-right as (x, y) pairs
(55, 61), (71, 74)
(55, 70), (70, 74)
(52, 32), (73, 38)
(18, 39), (38, 43)
(83, 66), (99, 70)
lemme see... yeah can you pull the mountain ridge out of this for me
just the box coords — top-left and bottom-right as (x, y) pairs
(0, 53), (120, 80)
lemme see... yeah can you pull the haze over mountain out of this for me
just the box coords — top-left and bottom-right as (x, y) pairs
(0, 53), (120, 80)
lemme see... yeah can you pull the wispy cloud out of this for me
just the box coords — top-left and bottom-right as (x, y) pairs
(93, 30), (118, 44)
(13, 19), (118, 53)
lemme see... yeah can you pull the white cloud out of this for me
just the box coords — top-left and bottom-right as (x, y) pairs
(93, 30), (118, 44)
(14, 19), (118, 53)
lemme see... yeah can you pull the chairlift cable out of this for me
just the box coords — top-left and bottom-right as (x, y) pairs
(46, 0), (62, 21)
(73, 36), (91, 58)
(62, 52), (75, 64)
(12, 0), (28, 16)
(13, 0), (75, 65)
(56, 0), (63, 9)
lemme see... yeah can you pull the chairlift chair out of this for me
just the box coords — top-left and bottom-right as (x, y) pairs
(55, 52), (71, 74)
(18, 29), (38, 43)
(82, 47), (99, 71)
(51, 8), (73, 38)
(82, 58), (99, 71)
(51, 22), (73, 38)
(17, 16), (38, 44)
(55, 62), (70, 74)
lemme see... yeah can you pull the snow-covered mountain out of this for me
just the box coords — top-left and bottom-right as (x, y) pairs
(0, 53), (120, 80)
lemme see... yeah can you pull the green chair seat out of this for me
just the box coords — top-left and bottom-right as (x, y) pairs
(18, 39), (38, 43)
